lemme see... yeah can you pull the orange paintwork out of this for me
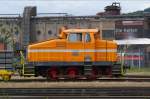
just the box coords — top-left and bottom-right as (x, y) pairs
(27, 28), (117, 63)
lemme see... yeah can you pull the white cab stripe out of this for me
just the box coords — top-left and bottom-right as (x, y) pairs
(28, 49), (117, 53)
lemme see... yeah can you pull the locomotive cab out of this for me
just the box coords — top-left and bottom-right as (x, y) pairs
(62, 29), (99, 62)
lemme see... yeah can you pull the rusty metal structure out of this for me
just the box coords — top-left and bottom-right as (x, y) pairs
(21, 6), (36, 49)
(97, 2), (121, 16)
(105, 2), (121, 15)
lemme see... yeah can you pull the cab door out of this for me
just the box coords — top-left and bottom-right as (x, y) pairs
(66, 33), (84, 62)
(84, 33), (95, 62)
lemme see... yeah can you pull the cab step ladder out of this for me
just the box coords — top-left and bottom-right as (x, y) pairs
(84, 62), (92, 76)
(112, 64), (122, 76)
(20, 51), (35, 76)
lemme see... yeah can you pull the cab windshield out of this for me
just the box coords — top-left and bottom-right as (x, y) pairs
(68, 33), (82, 42)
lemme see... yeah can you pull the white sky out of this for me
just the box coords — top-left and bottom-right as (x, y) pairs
(0, 0), (149, 16)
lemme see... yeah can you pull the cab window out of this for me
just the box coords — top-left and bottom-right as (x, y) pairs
(68, 33), (82, 42)
(85, 33), (91, 42)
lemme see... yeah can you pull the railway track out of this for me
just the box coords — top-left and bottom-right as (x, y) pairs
(0, 76), (150, 98)
(0, 87), (150, 97)
(5, 78), (150, 82)
(0, 96), (149, 99)
(1, 76), (150, 82)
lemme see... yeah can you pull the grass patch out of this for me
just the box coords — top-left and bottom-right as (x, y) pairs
(126, 67), (150, 75)
(127, 67), (150, 73)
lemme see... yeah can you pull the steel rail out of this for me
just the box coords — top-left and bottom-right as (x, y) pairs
(0, 87), (150, 96)
(1, 77), (150, 82)
(0, 96), (150, 99)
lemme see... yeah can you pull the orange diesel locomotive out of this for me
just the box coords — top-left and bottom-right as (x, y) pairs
(27, 28), (122, 80)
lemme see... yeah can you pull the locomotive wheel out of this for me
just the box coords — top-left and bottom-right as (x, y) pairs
(91, 67), (98, 79)
(47, 67), (59, 80)
(67, 67), (78, 79)
(106, 67), (112, 77)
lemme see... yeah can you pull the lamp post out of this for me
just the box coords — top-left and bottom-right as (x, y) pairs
(138, 47), (141, 70)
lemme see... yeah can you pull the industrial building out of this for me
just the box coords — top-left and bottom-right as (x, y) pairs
(0, 3), (149, 67)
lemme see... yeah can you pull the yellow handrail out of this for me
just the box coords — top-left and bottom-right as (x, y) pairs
(20, 51), (25, 75)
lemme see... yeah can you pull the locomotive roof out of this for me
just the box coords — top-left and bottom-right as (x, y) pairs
(63, 29), (99, 33)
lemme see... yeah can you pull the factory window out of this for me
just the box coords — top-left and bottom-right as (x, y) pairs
(85, 33), (91, 42)
(37, 30), (41, 35)
(102, 30), (114, 39)
(68, 33), (82, 42)
(48, 30), (52, 35)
